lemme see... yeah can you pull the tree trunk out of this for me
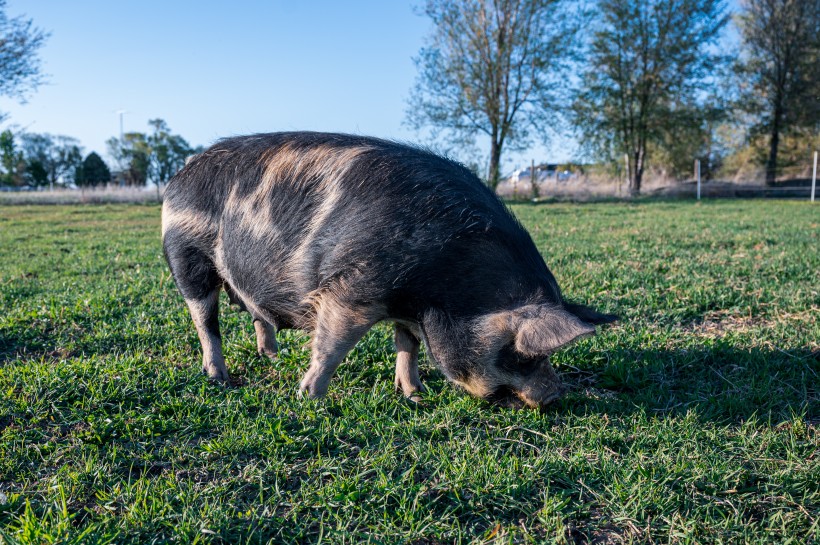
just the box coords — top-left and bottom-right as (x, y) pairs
(630, 149), (645, 196)
(631, 169), (642, 197)
(765, 106), (782, 186)
(488, 138), (503, 190)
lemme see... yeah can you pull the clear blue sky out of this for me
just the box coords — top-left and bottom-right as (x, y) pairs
(0, 1), (558, 173)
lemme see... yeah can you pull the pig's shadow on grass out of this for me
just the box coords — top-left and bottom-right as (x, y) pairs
(551, 345), (819, 422)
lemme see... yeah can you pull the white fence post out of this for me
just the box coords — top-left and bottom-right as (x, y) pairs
(812, 151), (817, 203)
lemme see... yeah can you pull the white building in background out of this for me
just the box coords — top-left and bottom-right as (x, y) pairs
(509, 163), (576, 183)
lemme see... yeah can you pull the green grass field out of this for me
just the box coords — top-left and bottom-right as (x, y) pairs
(0, 201), (818, 544)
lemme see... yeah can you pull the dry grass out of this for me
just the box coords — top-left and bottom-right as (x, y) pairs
(497, 171), (818, 201)
(0, 186), (163, 205)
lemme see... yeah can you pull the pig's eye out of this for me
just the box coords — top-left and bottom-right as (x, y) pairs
(496, 343), (541, 375)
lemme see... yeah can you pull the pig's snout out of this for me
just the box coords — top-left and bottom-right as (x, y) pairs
(488, 362), (567, 410)
(520, 362), (568, 409)
(517, 379), (568, 410)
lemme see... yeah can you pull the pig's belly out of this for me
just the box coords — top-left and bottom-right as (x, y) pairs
(215, 224), (317, 330)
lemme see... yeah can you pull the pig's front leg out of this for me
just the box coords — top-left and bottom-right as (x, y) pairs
(298, 300), (379, 398)
(253, 317), (278, 358)
(394, 323), (425, 401)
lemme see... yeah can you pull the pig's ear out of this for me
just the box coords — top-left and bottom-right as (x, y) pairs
(514, 306), (595, 357)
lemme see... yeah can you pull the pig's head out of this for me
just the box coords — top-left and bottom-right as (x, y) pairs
(421, 302), (616, 410)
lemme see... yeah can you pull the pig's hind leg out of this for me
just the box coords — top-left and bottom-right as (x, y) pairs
(394, 323), (425, 401)
(186, 291), (229, 382)
(164, 237), (229, 383)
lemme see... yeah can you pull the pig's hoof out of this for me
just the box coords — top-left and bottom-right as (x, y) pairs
(297, 386), (325, 399)
(202, 364), (229, 384)
(298, 375), (328, 399)
(257, 347), (278, 360)
(406, 392), (424, 404)
(395, 378), (427, 397)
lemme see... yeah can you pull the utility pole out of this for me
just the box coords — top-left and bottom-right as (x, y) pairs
(117, 110), (127, 141)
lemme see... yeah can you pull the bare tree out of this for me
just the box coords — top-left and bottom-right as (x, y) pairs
(736, 0), (820, 185)
(0, 0), (48, 122)
(574, 0), (728, 195)
(406, 0), (583, 188)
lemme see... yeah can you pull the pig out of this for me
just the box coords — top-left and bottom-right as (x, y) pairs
(161, 132), (616, 409)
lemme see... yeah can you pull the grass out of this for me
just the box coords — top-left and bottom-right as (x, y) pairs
(0, 200), (818, 544)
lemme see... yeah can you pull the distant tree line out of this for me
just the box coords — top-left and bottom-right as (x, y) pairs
(408, 0), (820, 194)
(0, 131), (81, 188)
(0, 120), (201, 190)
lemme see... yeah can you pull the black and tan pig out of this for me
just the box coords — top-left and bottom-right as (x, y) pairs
(161, 132), (616, 409)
